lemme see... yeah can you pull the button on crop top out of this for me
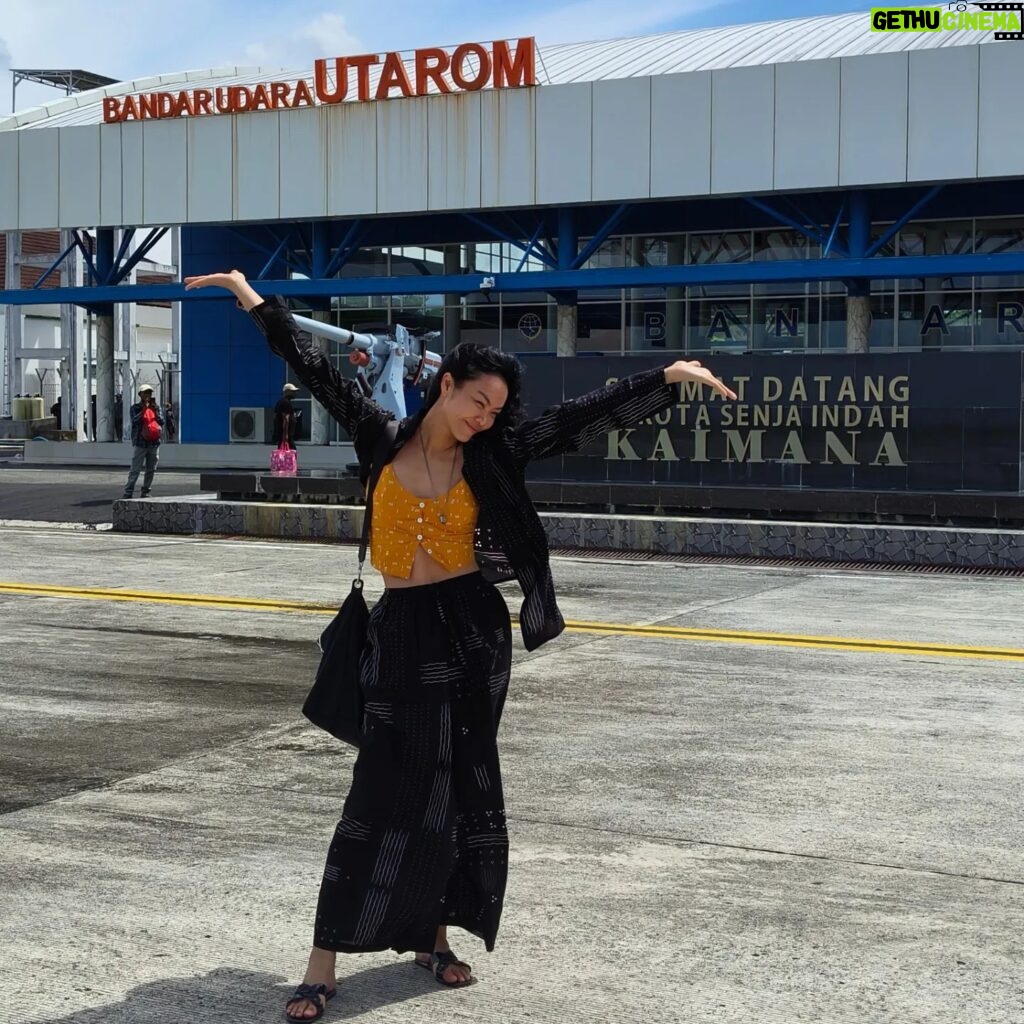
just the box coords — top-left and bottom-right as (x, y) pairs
(370, 463), (479, 578)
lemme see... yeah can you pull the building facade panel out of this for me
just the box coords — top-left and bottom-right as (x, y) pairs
(143, 119), (189, 226)
(233, 112), (281, 222)
(427, 91), (482, 212)
(58, 126), (101, 229)
(650, 72), (712, 197)
(120, 122), (146, 226)
(480, 88), (537, 208)
(710, 66), (774, 194)
(326, 102), (378, 216)
(592, 78), (652, 202)
(773, 60), (840, 191)
(376, 97), (430, 214)
(187, 115), (234, 223)
(839, 53), (909, 186)
(535, 82), (593, 206)
(907, 47), (980, 183)
(977, 44), (1024, 179)
(99, 126), (123, 226)
(279, 107), (328, 220)
(0, 132), (19, 230)
(18, 129), (59, 230)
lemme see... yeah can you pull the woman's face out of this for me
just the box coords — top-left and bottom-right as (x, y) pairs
(439, 372), (509, 443)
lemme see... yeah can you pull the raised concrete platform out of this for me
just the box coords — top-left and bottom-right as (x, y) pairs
(112, 495), (1024, 569)
(22, 439), (357, 470)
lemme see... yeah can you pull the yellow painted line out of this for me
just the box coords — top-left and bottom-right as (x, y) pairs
(1, 581), (1021, 663)
(0, 581), (337, 615)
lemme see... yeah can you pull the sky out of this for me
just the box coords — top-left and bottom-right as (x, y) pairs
(1, 0), (874, 115)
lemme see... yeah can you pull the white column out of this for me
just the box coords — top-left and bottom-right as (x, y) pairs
(94, 313), (115, 441)
(556, 302), (577, 357)
(3, 230), (21, 419)
(310, 309), (331, 444)
(846, 294), (871, 353)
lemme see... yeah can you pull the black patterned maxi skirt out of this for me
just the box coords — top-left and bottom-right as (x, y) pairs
(313, 572), (513, 955)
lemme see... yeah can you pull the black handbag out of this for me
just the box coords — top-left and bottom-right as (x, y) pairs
(302, 422), (398, 746)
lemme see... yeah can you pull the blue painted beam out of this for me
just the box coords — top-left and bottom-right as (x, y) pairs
(865, 185), (943, 258)
(110, 227), (168, 285)
(257, 230), (294, 281)
(4, 251), (1024, 306)
(572, 203), (628, 270)
(847, 190), (871, 259)
(71, 230), (99, 285)
(557, 208), (577, 271)
(31, 239), (79, 289)
(322, 220), (366, 278)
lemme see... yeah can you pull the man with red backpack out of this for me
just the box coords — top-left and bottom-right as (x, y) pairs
(122, 384), (165, 499)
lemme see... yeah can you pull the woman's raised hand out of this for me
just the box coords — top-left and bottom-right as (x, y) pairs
(664, 360), (738, 400)
(183, 269), (264, 311)
(183, 269), (246, 293)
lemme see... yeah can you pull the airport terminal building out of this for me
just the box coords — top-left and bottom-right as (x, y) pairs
(1, 7), (1022, 508)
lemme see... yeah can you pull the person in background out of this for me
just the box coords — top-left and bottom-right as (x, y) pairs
(273, 382), (300, 450)
(121, 384), (164, 499)
(164, 402), (177, 442)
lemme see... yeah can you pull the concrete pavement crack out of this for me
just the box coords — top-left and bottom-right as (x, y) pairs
(511, 814), (1024, 888)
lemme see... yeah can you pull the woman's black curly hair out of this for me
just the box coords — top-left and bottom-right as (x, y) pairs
(422, 343), (524, 432)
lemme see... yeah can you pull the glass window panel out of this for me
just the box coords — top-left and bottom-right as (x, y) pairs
(626, 299), (686, 353)
(389, 245), (445, 277)
(898, 220), (973, 290)
(752, 230), (810, 296)
(751, 297), (808, 351)
(976, 290), (1024, 347)
(898, 291), (974, 350)
(974, 217), (1024, 289)
(577, 302), (624, 354)
(338, 246), (388, 279)
(688, 231), (752, 297)
(577, 236), (625, 270)
(500, 303), (554, 354)
(869, 292), (897, 349)
(687, 296), (751, 353)
(819, 296), (846, 349)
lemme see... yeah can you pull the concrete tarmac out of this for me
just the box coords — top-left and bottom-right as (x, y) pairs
(0, 465), (201, 525)
(0, 525), (1022, 1024)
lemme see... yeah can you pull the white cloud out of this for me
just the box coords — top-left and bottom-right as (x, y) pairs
(488, 0), (738, 45)
(242, 12), (363, 71)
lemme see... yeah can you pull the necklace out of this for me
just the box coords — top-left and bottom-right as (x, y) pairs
(418, 428), (460, 525)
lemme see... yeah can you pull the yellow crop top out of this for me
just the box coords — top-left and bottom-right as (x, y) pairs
(370, 463), (479, 578)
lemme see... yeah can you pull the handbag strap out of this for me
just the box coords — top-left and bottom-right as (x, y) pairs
(356, 419), (399, 580)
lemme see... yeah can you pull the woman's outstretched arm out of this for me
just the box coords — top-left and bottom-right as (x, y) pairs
(509, 359), (737, 464)
(183, 270), (394, 450)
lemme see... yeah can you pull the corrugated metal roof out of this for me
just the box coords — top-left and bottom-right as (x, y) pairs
(0, 6), (1004, 131)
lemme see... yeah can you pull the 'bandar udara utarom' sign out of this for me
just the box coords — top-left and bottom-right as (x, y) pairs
(103, 38), (536, 123)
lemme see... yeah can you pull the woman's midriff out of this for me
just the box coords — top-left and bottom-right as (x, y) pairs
(381, 549), (480, 589)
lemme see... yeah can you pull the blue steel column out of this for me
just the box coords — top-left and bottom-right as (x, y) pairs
(845, 191), (871, 353)
(555, 208), (578, 356)
(93, 229), (117, 442)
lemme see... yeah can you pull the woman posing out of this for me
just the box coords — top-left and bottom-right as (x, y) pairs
(184, 269), (737, 1021)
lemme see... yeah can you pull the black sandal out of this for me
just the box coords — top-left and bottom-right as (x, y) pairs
(415, 949), (474, 987)
(284, 982), (336, 1021)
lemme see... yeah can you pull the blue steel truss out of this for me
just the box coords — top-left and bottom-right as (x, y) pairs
(3, 251), (1024, 307)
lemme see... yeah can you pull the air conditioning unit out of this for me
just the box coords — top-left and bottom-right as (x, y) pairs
(229, 407), (267, 443)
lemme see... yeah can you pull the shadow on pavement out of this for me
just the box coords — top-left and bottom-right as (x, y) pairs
(42, 962), (447, 1023)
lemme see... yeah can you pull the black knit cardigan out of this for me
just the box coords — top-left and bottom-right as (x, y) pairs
(249, 297), (679, 651)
